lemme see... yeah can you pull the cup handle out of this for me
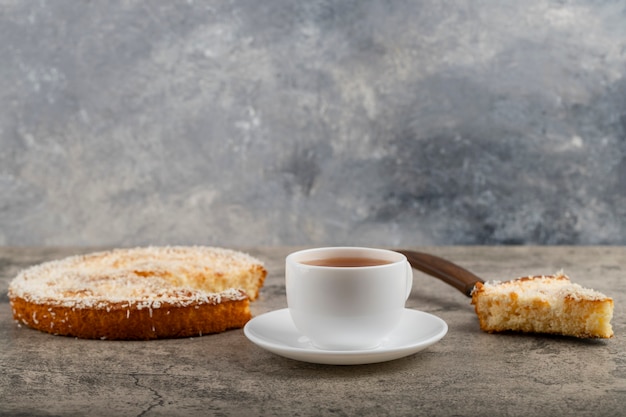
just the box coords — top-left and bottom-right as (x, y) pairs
(405, 261), (413, 300)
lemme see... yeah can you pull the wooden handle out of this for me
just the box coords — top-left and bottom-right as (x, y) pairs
(396, 250), (484, 297)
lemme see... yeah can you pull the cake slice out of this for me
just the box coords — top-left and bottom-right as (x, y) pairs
(471, 272), (614, 338)
(398, 250), (614, 339)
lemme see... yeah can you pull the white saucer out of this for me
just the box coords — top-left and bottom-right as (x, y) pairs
(243, 308), (448, 365)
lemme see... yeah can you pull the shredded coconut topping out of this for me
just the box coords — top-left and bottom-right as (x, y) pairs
(8, 246), (260, 309)
(479, 271), (610, 301)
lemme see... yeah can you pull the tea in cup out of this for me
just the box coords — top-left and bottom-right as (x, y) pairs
(285, 247), (413, 350)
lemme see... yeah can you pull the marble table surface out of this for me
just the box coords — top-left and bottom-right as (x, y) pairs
(0, 246), (624, 416)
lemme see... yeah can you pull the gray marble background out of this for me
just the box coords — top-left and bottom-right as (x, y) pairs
(1, 0), (625, 247)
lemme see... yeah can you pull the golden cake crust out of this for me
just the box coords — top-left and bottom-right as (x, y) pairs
(8, 246), (267, 340)
(9, 295), (251, 340)
(471, 273), (614, 338)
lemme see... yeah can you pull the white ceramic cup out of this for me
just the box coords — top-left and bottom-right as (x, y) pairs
(285, 247), (413, 350)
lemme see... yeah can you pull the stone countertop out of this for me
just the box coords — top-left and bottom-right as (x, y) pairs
(0, 246), (624, 417)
